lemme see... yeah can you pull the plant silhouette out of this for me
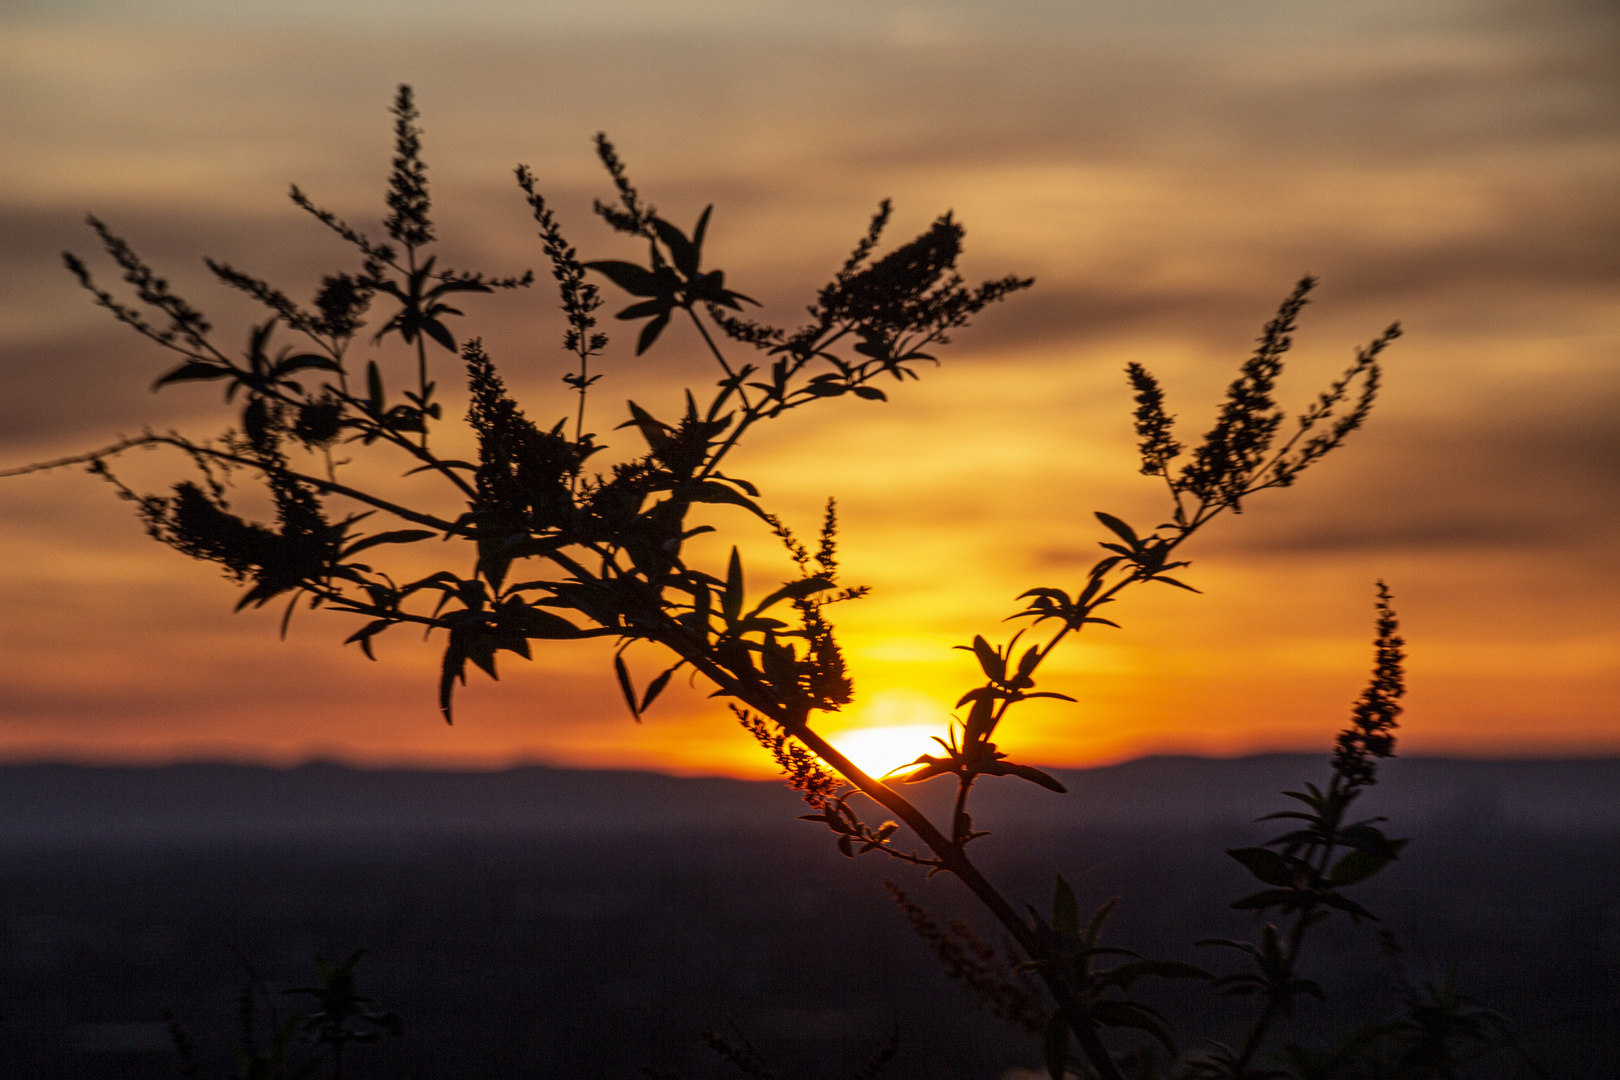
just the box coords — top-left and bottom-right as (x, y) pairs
(164, 950), (399, 1080)
(6, 87), (1526, 1078)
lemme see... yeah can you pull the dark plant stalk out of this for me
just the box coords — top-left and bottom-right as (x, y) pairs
(573, 349), (590, 445)
(661, 633), (1127, 1079)
(28, 435), (465, 532)
(1232, 912), (1309, 1073)
(685, 304), (744, 385)
(788, 719), (1128, 1080)
(414, 326), (430, 450)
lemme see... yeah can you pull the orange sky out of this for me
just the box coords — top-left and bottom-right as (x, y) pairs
(1, 0), (1616, 777)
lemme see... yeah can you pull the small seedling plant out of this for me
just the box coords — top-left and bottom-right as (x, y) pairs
(165, 950), (401, 1080)
(9, 87), (1516, 1078)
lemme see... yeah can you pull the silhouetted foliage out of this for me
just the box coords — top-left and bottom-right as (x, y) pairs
(8, 86), (1534, 1080)
(164, 951), (398, 1080)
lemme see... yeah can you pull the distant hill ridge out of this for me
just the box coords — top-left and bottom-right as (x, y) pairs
(0, 755), (1614, 848)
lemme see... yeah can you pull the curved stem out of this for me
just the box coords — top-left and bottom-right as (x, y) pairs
(980, 529), (1197, 740)
(951, 775), (976, 845)
(1233, 909), (1313, 1074)
(684, 306), (742, 386)
(345, 409), (476, 501)
(58, 434), (467, 534)
(415, 335), (430, 450)
(696, 411), (761, 484)
(683, 307), (769, 482)
(573, 351), (590, 445)
(780, 720), (1126, 1080)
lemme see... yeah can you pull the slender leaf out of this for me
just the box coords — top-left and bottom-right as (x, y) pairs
(341, 529), (436, 558)
(636, 312), (671, 355)
(1084, 896), (1119, 948)
(613, 653), (640, 722)
(153, 361), (231, 389)
(1228, 846), (1299, 887)
(584, 260), (663, 296)
(747, 575), (834, 617)
(1052, 876), (1080, 941)
(639, 664), (679, 712)
(652, 217), (698, 277)
(1327, 849), (1391, 887)
(1089, 1000), (1177, 1054)
(691, 205), (712, 256)
(343, 620), (393, 661)
(998, 762), (1068, 793)
(722, 547), (744, 622)
(970, 635), (1005, 683)
(1094, 511), (1140, 549)
(683, 480), (773, 522)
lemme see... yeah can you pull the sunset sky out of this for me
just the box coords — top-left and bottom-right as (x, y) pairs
(1, 0), (1615, 778)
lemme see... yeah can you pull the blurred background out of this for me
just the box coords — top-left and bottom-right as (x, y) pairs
(0, 756), (1614, 1078)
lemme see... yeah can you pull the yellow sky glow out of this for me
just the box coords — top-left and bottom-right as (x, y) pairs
(1, 1), (1616, 776)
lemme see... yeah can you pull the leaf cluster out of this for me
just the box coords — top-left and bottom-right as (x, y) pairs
(897, 631), (1071, 798)
(163, 950), (398, 1080)
(1031, 881), (1213, 1075)
(285, 950), (404, 1057)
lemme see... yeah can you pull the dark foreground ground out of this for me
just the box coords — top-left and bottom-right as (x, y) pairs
(0, 756), (1614, 1079)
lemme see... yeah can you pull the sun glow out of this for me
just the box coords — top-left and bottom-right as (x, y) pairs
(823, 688), (954, 778)
(828, 724), (946, 778)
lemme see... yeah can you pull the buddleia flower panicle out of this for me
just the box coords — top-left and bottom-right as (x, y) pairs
(696, 1030), (778, 1080)
(311, 273), (372, 342)
(65, 216), (213, 350)
(1125, 362), (1182, 477)
(886, 882), (1046, 1035)
(1333, 581), (1405, 788)
(815, 212), (964, 329)
(515, 165), (607, 363)
(811, 213), (1032, 346)
(836, 199), (894, 284)
(815, 498), (841, 577)
(703, 304), (786, 349)
(592, 133), (656, 236)
(383, 85), (434, 251)
(1176, 277), (1311, 512)
(205, 259), (316, 336)
(1267, 321), (1400, 489)
(768, 502), (860, 709)
(736, 707), (842, 809)
(293, 392), (345, 449)
(464, 339), (582, 532)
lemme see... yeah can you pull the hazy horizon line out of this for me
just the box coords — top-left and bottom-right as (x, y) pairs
(3, 747), (1616, 779)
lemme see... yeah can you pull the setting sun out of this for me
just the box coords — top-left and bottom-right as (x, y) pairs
(822, 688), (955, 777)
(826, 724), (946, 778)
